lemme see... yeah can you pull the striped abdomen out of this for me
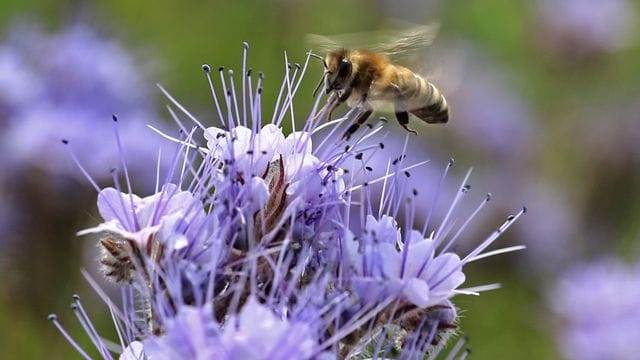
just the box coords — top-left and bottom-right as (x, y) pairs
(402, 69), (449, 124)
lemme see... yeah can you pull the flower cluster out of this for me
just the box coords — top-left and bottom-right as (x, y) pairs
(49, 44), (525, 359)
(550, 258), (640, 360)
(536, 0), (637, 59)
(0, 22), (166, 179)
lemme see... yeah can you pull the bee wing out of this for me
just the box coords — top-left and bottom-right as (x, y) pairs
(306, 22), (440, 64)
(370, 22), (440, 63)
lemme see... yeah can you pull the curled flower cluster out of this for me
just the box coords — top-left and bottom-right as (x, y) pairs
(50, 44), (525, 359)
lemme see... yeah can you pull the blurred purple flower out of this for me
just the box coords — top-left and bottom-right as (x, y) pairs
(536, 0), (637, 58)
(550, 258), (640, 360)
(0, 22), (166, 179)
(437, 43), (539, 162)
(578, 100), (640, 165)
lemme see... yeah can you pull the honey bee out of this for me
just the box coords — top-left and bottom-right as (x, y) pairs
(308, 24), (449, 139)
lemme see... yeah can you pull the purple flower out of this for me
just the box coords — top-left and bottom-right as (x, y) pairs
(345, 216), (465, 308)
(550, 258), (640, 360)
(536, 0), (637, 58)
(118, 299), (319, 360)
(51, 43), (526, 359)
(436, 43), (538, 162)
(79, 183), (207, 251)
(0, 22), (167, 180)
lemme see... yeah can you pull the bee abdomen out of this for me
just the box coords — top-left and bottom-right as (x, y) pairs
(410, 80), (449, 124)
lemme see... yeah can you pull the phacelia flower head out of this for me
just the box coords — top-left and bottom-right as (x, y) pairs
(536, 0), (638, 59)
(0, 22), (167, 180)
(50, 42), (526, 360)
(550, 258), (640, 360)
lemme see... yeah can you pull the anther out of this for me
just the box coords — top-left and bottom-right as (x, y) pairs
(61, 139), (69, 145)
(202, 64), (211, 73)
(379, 142), (385, 149)
(404, 171), (411, 177)
(365, 166), (373, 172)
(242, 42), (249, 49)
(355, 153), (363, 160)
(486, 193), (492, 201)
(112, 114), (118, 122)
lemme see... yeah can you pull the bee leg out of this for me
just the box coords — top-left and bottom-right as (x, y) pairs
(326, 87), (353, 122)
(395, 110), (418, 135)
(342, 108), (372, 141)
(326, 100), (340, 123)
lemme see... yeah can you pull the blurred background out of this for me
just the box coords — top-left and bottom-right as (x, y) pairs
(1, 0), (639, 358)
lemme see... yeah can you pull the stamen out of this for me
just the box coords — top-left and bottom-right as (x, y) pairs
(432, 206), (527, 288)
(218, 67), (235, 129)
(48, 314), (92, 360)
(422, 158), (454, 237)
(241, 42), (249, 127)
(71, 296), (113, 359)
(228, 70), (242, 128)
(109, 167), (134, 231)
(112, 114), (140, 231)
(270, 59), (289, 125)
(202, 63), (226, 127)
(157, 84), (208, 132)
(433, 168), (473, 245)
(62, 139), (100, 192)
(467, 245), (527, 263)
(442, 335), (468, 360)
(439, 192), (493, 254)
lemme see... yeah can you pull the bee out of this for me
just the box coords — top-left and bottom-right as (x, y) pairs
(308, 24), (449, 140)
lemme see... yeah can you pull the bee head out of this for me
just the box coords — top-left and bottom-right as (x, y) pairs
(324, 49), (352, 94)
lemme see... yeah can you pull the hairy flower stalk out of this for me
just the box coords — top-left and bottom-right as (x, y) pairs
(50, 43), (525, 359)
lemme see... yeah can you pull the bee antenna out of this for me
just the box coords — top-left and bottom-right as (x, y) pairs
(312, 71), (328, 98)
(307, 51), (328, 69)
(306, 51), (324, 62)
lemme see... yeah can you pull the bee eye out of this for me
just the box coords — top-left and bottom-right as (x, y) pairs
(337, 59), (352, 78)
